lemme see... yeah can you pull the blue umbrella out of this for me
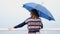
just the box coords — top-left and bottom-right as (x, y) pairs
(23, 3), (55, 21)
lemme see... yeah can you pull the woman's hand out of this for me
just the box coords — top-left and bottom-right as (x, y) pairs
(8, 27), (15, 31)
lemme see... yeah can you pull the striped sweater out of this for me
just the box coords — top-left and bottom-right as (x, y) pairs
(14, 17), (43, 30)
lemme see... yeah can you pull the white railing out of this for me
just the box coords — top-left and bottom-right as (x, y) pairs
(0, 28), (60, 34)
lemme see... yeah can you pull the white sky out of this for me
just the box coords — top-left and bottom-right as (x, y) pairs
(0, 0), (60, 30)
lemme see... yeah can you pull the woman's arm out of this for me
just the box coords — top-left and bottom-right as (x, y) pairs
(14, 22), (27, 28)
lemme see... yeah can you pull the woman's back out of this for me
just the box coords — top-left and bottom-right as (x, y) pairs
(25, 17), (43, 30)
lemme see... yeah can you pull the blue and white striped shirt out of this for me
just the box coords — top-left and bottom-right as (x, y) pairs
(25, 17), (43, 30)
(14, 17), (43, 30)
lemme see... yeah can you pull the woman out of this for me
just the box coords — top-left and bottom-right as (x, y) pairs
(9, 9), (43, 34)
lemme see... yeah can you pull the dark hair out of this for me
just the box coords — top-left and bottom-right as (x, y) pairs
(31, 9), (39, 18)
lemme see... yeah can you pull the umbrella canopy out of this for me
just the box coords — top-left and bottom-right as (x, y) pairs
(23, 3), (55, 21)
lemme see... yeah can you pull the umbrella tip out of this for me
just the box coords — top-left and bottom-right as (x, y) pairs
(49, 18), (55, 21)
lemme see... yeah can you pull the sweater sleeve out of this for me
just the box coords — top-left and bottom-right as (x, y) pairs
(14, 22), (27, 28)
